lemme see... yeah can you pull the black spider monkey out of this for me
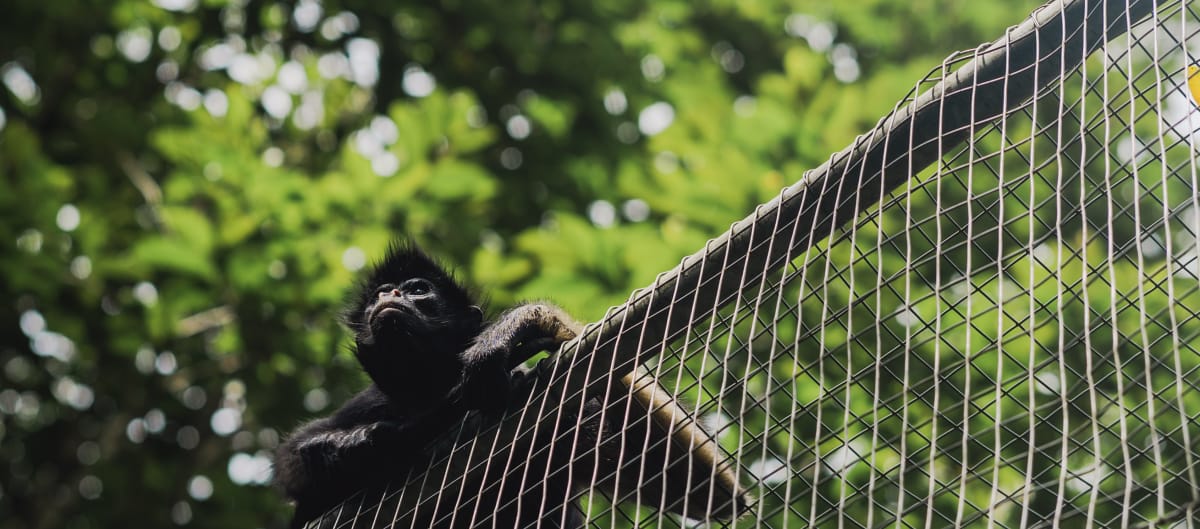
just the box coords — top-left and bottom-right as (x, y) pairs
(273, 242), (585, 527)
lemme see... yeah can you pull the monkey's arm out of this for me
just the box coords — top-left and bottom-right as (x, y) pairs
(455, 303), (581, 408)
(275, 419), (390, 501)
(273, 388), (429, 509)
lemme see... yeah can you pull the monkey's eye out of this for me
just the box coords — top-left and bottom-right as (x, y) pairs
(400, 278), (434, 296)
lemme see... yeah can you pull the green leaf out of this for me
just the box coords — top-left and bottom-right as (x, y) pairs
(129, 237), (218, 281)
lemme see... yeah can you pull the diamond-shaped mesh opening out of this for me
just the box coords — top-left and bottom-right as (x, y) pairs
(305, 1), (1200, 527)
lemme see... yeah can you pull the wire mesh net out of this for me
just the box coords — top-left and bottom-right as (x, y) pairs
(306, 0), (1200, 527)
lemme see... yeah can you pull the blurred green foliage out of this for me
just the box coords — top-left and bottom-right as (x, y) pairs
(0, 0), (1041, 527)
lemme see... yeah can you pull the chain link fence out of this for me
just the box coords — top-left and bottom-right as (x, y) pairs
(306, 0), (1199, 527)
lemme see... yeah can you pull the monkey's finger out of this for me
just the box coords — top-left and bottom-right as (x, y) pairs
(506, 336), (563, 368)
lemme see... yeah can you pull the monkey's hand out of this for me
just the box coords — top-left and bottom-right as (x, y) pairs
(455, 303), (581, 410)
(276, 419), (417, 506)
(294, 421), (411, 462)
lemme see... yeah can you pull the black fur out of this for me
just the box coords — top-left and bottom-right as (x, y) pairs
(274, 242), (584, 527)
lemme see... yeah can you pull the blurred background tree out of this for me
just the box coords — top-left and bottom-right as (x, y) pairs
(0, 0), (1040, 527)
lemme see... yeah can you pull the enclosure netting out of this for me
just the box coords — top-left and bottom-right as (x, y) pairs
(307, 0), (1200, 527)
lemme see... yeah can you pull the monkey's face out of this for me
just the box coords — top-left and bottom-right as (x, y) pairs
(365, 276), (450, 335)
(345, 243), (483, 354)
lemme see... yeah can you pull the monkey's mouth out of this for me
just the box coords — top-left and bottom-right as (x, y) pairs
(370, 300), (412, 324)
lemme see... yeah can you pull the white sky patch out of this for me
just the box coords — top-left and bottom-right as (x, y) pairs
(1115, 134), (1150, 165)
(353, 129), (384, 158)
(832, 55), (860, 83)
(402, 65), (435, 97)
(293, 91), (324, 130)
(1158, 91), (1199, 141)
(371, 152), (399, 177)
(747, 457), (788, 485)
(134, 346), (156, 374)
(127, 417), (147, 443)
(156, 61), (179, 83)
(3, 63), (40, 105)
(806, 22), (837, 52)
(369, 115), (399, 145)
(622, 199), (650, 222)
(117, 27), (154, 63)
(158, 26), (182, 51)
(1173, 250), (1200, 280)
(53, 377), (94, 410)
(152, 0), (197, 12)
(317, 52), (351, 80)
(227, 452), (273, 485)
(155, 351), (177, 375)
(321, 12), (360, 41)
(227, 53), (261, 84)
(200, 43), (235, 70)
(277, 61), (308, 94)
(17, 229), (43, 254)
(1066, 464), (1108, 495)
(14, 392), (40, 421)
(894, 306), (921, 328)
(830, 42), (859, 83)
(637, 102), (675, 136)
(32, 331), (76, 362)
(653, 151), (679, 173)
(211, 407), (242, 436)
(293, 0), (322, 32)
(204, 89), (229, 117)
(19, 310), (45, 336)
(144, 408), (166, 433)
(347, 38), (379, 87)
(506, 114), (531, 140)
(824, 442), (864, 474)
(133, 281), (159, 306)
(166, 82), (202, 110)
(304, 388), (329, 412)
(641, 54), (665, 82)
(785, 13), (815, 38)
(188, 476), (213, 501)
(241, 52), (278, 85)
(733, 95), (756, 117)
(587, 200), (617, 228)
(261, 85), (292, 118)
(56, 204), (81, 231)
(603, 88), (627, 115)
(1035, 370), (1062, 395)
(262, 147), (284, 167)
(342, 246), (366, 271)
